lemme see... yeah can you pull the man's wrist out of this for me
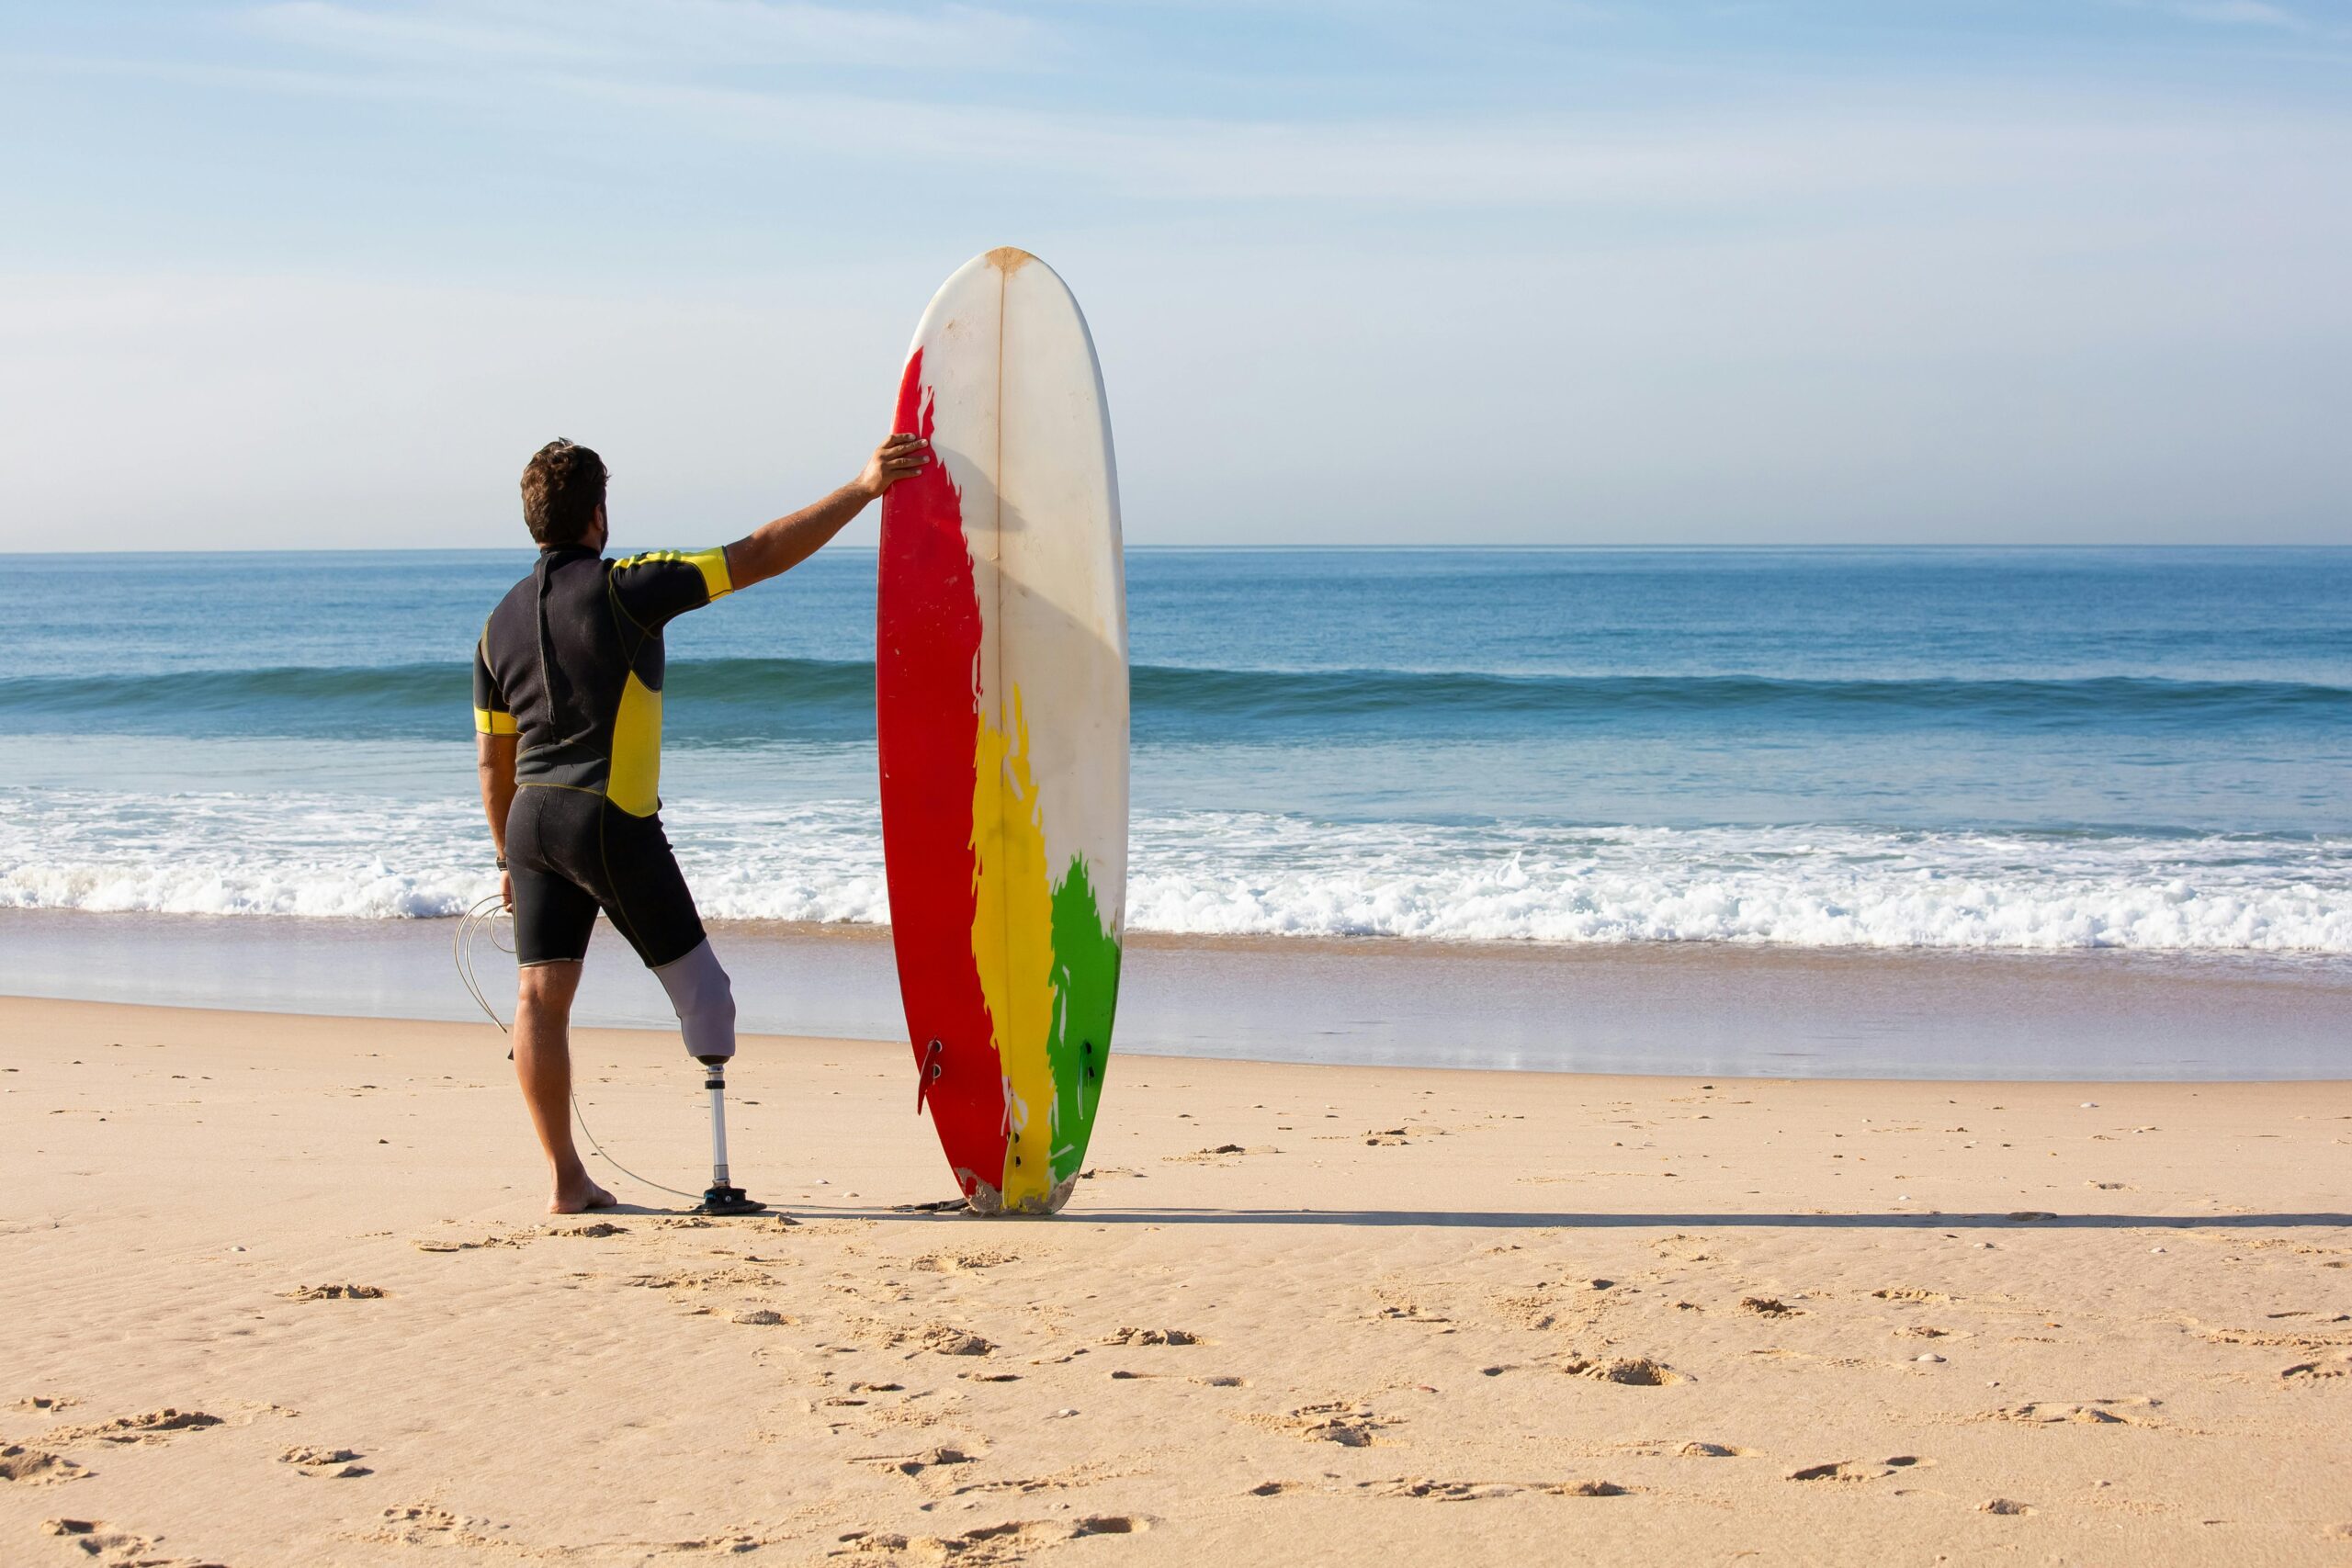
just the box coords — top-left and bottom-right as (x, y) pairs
(495, 855), (507, 870)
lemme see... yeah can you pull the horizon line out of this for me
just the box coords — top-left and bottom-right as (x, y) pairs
(6, 541), (2350, 559)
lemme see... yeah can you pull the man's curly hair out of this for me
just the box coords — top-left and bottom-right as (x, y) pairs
(520, 439), (607, 547)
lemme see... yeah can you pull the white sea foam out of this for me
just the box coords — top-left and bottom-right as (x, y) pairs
(2, 789), (2346, 955)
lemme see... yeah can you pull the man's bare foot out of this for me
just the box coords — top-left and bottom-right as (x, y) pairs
(548, 1179), (616, 1214)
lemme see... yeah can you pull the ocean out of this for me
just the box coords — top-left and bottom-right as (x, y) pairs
(3, 546), (2348, 959)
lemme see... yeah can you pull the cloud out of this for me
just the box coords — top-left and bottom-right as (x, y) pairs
(135, 4), (2327, 216)
(69, 27), (2352, 220)
(379, 66), (2352, 219)
(243, 0), (1057, 72)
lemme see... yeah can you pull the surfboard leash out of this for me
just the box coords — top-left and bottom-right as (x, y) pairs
(454, 894), (701, 1202)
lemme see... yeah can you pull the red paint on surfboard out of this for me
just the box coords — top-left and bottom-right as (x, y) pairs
(876, 350), (1008, 1202)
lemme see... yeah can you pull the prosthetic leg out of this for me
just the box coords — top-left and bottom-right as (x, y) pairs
(694, 1056), (763, 1215)
(655, 941), (764, 1216)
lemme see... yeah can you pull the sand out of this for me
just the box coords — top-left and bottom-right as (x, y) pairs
(2, 994), (2348, 1565)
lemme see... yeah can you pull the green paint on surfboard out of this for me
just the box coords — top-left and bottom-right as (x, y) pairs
(1047, 853), (1121, 1186)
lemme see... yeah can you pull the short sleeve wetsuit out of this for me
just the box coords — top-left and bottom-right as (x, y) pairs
(473, 544), (734, 968)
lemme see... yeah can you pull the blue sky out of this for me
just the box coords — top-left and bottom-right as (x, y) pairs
(2, 1), (2347, 547)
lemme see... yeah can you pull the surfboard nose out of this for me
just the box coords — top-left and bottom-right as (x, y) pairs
(985, 246), (1036, 273)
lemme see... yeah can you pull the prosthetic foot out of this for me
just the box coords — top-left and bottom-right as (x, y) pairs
(693, 1055), (766, 1216)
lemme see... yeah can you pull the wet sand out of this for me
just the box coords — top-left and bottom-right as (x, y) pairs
(3, 995), (2349, 1564)
(6, 907), (2351, 1078)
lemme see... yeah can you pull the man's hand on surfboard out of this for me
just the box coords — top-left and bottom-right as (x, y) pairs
(857, 433), (930, 500)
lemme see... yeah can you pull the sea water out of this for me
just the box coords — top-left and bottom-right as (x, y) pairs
(3, 547), (2347, 958)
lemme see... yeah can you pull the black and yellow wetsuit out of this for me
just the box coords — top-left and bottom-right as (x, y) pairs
(473, 544), (733, 968)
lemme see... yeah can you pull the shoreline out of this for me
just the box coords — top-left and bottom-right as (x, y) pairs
(4, 906), (2350, 1081)
(16, 899), (2352, 971)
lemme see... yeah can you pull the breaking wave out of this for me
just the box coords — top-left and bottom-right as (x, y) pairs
(3, 788), (2345, 954)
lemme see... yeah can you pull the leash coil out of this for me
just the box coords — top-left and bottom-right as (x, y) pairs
(454, 894), (699, 1201)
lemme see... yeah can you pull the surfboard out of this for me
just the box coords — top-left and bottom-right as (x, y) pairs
(876, 248), (1128, 1216)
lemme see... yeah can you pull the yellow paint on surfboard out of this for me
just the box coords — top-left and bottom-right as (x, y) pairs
(970, 685), (1060, 1210)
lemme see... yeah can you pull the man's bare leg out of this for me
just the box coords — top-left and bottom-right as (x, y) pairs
(514, 960), (615, 1214)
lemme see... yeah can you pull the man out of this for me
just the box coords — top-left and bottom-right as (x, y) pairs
(475, 432), (928, 1213)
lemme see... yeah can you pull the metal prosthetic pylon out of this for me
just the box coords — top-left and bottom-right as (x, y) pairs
(692, 1055), (765, 1216)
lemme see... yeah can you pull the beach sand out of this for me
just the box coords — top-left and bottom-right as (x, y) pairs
(3, 995), (2348, 1564)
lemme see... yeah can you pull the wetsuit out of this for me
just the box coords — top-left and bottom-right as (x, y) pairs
(473, 544), (733, 969)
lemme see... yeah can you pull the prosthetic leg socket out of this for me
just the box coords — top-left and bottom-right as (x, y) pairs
(654, 939), (737, 1062)
(656, 942), (763, 1215)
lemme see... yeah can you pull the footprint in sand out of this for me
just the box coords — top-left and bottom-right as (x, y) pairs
(371, 1503), (541, 1549)
(903, 1325), (992, 1357)
(1164, 1144), (1264, 1163)
(280, 1283), (386, 1301)
(854, 1444), (982, 1478)
(1376, 1478), (1523, 1501)
(1376, 1303), (1453, 1326)
(1103, 1326), (1199, 1347)
(1987, 1398), (2162, 1427)
(0, 1445), (89, 1484)
(1979, 1497), (2037, 1516)
(831, 1517), (1143, 1560)
(946, 1460), (1125, 1499)
(1075, 1516), (1145, 1537)
(38, 1518), (180, 1563)
(413, 1233), (526, 1253)
(1562, 1356), (1687, 1387)
(1740, 1297), (1804, 1317)
(12, 1396), (77, 1415)
(42, 1409), (222, 1447)
(911, 1249), (1017, 1274)
(1788, 1457), (1930, 1483)
(279, 1445), (369, 1478)
(1678, 1441), (1757, 1459)
(1251, 1402), (1394, 1447)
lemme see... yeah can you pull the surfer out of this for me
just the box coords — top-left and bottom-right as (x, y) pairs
(474, 433), (928, 1212)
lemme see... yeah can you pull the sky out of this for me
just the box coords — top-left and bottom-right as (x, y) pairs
(1, 1), (2347, 549)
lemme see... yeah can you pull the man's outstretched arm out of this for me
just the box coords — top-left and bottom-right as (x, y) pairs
(722, 433), (929, 592)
